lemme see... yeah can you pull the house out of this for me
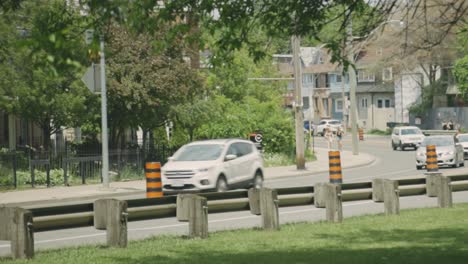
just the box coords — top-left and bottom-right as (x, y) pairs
(273, 43), (409, 131)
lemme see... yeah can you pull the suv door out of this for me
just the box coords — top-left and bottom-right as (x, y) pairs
(236, 142), (257, 182)
(224, 143), (243, 184)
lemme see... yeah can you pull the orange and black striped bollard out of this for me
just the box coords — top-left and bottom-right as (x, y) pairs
(359, 128), (364, 141)
(426, 145), (439, 172)
(145, 161), (163, 198)
(329, 151), (343, 184)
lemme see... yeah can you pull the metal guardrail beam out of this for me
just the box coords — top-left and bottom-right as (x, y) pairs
(24, 173), (468, 232)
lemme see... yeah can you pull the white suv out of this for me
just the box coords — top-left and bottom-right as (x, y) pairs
(391, 126), (425, 151)
(161, 139), (264, 192)
(316, 119), (343, 136)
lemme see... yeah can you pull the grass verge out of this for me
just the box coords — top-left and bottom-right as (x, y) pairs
(2, 203), (468, 264)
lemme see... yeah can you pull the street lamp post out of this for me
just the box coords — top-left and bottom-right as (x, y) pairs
(99, 35), (110, 189)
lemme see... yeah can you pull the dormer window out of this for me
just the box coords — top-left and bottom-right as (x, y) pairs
(383, 67), (393, 81)
(357, 69), (375, 82)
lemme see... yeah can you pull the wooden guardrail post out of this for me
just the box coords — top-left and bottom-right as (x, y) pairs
(188, 195), (208, 238)
(0, 206), (34, 259)
(383, 179), (399, 215)
(372, 178), (384, 202)
(425, 172), (442, 197)
(260, 188), (280, 230)
(314, 183), (327, 208)
(94, 199), (128, 247)
(437, 175), (452, 208)
(325, 183), (342, 223)
(248, 188), (261, 215)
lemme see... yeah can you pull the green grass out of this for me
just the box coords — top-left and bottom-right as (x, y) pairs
(263, 150), (316, 167)
(3, 204), (468, 263)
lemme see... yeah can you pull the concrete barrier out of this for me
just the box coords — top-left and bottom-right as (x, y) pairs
(0, 206), (34, 259)
(93, 199), (128, 247)
(260, 188), (280, 230)
(325, 184), (342, 223)
(383, 180), (400, 215)
(188, 195), (208, 238)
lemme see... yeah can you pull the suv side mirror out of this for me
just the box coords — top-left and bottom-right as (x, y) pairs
(225, 154), (237, 161)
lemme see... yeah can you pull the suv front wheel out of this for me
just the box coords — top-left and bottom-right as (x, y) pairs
(252, 171), (263, 189)
(215, 176), (228, 192)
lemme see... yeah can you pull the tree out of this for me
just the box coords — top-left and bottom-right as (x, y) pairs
(454, 26), (468, 94)
(0, 0), (91, 150)
(105, 23), (204, 149)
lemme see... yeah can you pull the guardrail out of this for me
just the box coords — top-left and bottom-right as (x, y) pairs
(1, 173), (468, 259)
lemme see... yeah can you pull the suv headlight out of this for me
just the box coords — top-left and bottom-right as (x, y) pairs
(417, 152), (425, 157)
(443, 151), (454, 156)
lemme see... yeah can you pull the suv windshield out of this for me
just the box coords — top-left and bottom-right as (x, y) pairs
(458, 135), (468, 142)
(174, 144), (224, 161)
(421, 137), (454, 147)
(401, 129), (421, 135)
(329, 121), (341, 125)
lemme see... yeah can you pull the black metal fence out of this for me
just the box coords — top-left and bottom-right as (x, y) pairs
(0, 143), (179, 190)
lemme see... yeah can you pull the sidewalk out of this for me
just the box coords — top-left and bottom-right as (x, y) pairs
(0, 148), (375, 206)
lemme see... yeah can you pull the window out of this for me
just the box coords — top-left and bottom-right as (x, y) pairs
(376, 48), (383, 56)
(335, 99), (343, 112)
(383, 67), (393, 81)
(361, 98), (368, 108)
(336, 74), (342, 83)
(302, 97), (310, 109)
(357, 69), (375, 82)
(377, 99), (391, 108)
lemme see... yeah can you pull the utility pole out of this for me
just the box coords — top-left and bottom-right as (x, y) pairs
(292, 35), (305, 169)
(100, 35), (110, 188)
(346, 17), (359, 155)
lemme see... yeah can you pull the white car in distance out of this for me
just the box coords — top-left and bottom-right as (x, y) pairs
(456, 133), (468, 159)
(391, 126), (425, 151)
(161, 139), (264, 193)
(316, 119), (343, 136)
(415, 135), (464, 170)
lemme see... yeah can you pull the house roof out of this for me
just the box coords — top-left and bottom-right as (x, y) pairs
(356, 82), (394, 93)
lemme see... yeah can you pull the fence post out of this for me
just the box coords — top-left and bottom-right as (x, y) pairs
(437, 175), (452, 208)
(425, 172), (442, 197)
(93, 199), (128, 247)
(12, 152), (17, 188)
(46, 163), (51, 187)
(63, 158), (68, 186)
(0, 206), (34, 259)
(248, 188), (261, 215)
(372, 178), (384, 202)
(383, 179), (399, 215)
(314, 183), (327, 208)
(325, 183), (342, 223)
(188, 195), (208, 238)
(260, 188), (280, 230)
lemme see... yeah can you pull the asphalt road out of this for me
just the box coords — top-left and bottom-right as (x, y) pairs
(268, 134), (468, 188)
(2, 135), (468, 257)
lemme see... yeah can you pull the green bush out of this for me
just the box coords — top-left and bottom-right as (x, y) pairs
(115, 165), (144, 181)
(14, 169), (66, 186)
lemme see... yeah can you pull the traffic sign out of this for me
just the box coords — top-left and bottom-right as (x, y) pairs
(81, 64), (101, 93)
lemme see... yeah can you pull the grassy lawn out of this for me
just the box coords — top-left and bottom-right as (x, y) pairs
(2, 204), (468, 264)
